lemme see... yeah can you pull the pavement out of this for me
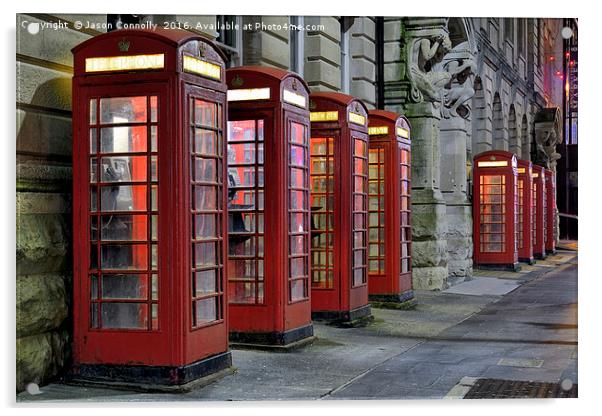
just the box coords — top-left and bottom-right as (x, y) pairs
(17, 250), (577, 403)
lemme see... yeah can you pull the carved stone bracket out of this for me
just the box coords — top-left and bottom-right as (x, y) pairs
(533, 107), (562, 171)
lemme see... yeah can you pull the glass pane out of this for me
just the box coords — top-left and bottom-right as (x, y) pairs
(290, 235), (306, 255)
(228, 119), (256, 142)
(151, 126), (158, 152)
(100, 244), (148, 270)
(100, 185), (147, 211)
(290, 279), (305, 301)
(193, 157), (217, 182)
(150, 96), (157, 123)
(194, 129), (218, 155)
(228, 259), (256, 279)
(90, 303), (99, 328)
(89, 99), (97, 124)
(194, 100), (217, 128)
(291, 145), (306, 166)
(151, 156), (158, 181)
(90, 158), (97, 183)
(100, 96), (147, 124)
(194, 242), (217, 267)
(290, 257), (306, 277)
(151, 273), (158, 300)
(100, 156), (147, 182)
(195, 269), (217, 296)
(291, 122), (305, 144)
(101, 303), (148, 329)
(101, 274), (147, 299)
(100, 126), (147, 153)
(195, 297), (217, 324)
(90, 275), (98, 299)
(195, 214), (217, 239)
(229, 237), (255, 256)
(100, 214), (147, 241)
(90, 129), (97, 153)
(194, 185), (217, 211)
(291, 167), (306, 188)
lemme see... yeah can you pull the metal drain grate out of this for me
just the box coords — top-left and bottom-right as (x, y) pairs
(464, 378), (578, 399)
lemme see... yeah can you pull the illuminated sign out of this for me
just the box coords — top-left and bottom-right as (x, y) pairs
(310, 111), (338, 122)
(368, 126), (389, 136)
(477, 161), (508, 168)
(183, 55), (221, 81)
(517, 167), (526, 174)
(227, 88), (271, 102)
(85, 54), (165, 73)
(283, 89), (306, 108)
(396, 127), (410, 138)
(348, 112), (366, 126)
(532, 173), (539, 178)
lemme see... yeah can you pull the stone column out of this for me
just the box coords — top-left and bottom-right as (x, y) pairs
(440, 116), (473, 283)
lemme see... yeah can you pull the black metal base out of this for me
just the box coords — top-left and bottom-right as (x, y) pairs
(546, 249), (557, 255)
(229, 324), (314, 349)
(534, 252), (547, 260)
(519, 257), (535, 265)
(369, 290), (415, 303)
(474, 262), (521, 272)
(312, 304), (373, 327)
(67, 351), (232, 392)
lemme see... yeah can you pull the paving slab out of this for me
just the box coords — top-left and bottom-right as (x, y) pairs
(443, 277), (521, 296)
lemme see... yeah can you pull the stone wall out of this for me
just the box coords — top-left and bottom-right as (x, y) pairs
(16, 14), (107, 391)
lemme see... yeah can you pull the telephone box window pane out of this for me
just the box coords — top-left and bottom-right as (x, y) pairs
(90, 99), (97, 124)
(100, 96), (147, 124)
(100, 185), (147, 211)
(100, 126), (147, 153)
(151, 304), (158, 330)
(100, 214), (147, 241)
(151, 273), (158, 300)
(290, 235), (306, 255)
(101, 303), (148, 329)
(194, 186), (217, 211)
(101, 244), (148, 270)
(291, 145), (306, 167)
(90, 158), (97, 183)
(195, 269), (217, 295)
(151, 126), (158, 152)
(150, 96), (158, 123)
(290, 257), (306, 278)
(195, 297), (217, 324)
(195, 214), (217, 240)
(90, 303), (99, 328)
(229, 237), (255, 256)
(229, 259), (256, 280)
(90, 244), (98, 269)
(90, 275), (98, 299)
(151, 156), (158, 182)
(90, 129), (97, 153)
(290, 279), (305, 302)
(290, 190), (306, 210)
(193, 157), (217, 182)
(194, 129), (218, 156)
(228, 120), (255, 142)
(479, 175), (506, 253)
(291, 168), (307, 188)
(194, 101), (217, 128)
(100, 156), (147, 182)
(194, 242), (217, 268)
(101, 274), (147, 299)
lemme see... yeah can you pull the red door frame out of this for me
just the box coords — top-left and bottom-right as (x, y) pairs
(517, 159), (534, 264)
(532, 164), (547, 259)
(545, 169), (557, 254)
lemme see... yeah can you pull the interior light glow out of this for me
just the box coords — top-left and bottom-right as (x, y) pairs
(396, 127), (410, 138)
(348, 112), (366, 126)
(368, 126), (389, 136)
(477, 161), (508, 168)
(85, 54), (165, 73)
(227, 88), (271, 102)
(183, 55), (221, 80)
(283, 89), (307, 108)
(310, 111), (338, 122)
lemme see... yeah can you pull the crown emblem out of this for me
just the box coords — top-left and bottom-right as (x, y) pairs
(309, 100), (316, 110)
(292, 79), (298, 91)
(232, 75), (244, 88)
(355, 103), (360, 112)
(118, 39), (130, 52)
(199, 43), (206, 57)
(490, 156), (496, 161)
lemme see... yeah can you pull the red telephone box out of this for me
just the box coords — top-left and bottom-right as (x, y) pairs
(532, 164), (547, 259)
(473, 151), (520, 271)
(545, 169), (557, 254)
(225, 66), (313, 348)
(309, 92), (372, 323)
(517, 159), (534, 264)
(71, 29), (231, 387)
(366, 110), (413, 303)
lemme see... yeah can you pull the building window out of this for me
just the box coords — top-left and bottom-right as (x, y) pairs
(215, 15), (243, 68)
(290, 16), (305, 76)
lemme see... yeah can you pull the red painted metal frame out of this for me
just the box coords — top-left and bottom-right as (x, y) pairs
(532, 164), (547, 259)
(544, 169), (557, 254)
(309, 92), (370, 320)
(72, 29), (229, 372)
(473, 150), (519, 270)
(517, 159), (534, 264)
(225, 66), (312, 344)
(366, 110), (413, 302)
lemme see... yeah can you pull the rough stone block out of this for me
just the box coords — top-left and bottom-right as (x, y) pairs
(16, 62), (72, 112)
(350, 58), (375, 81)
(305, 35), (341, 66)
(412, 239), (447, 268)
(412, 266), (448, 291)
(16, 212), (70, 275)
(16, 330), (69, 392)
(351, 17), (375, 40)
(259, 31), (290, 68)
(17, 274), (69, 338)
(384, 62), (402, 82)
(17, 109), (72, 157)
(351, 79), (376, 108)
(305, 16), (340, 43)
(350, 36), (376, 62)
(384, 19), (402, 42)
(304, 60), (341, 91)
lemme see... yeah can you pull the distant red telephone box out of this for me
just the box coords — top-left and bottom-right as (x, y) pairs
(71, 29), (231, 387)
(473, 151), (520, 271)
(308, 92), (372, 324)
(517, 159), (534, 264)
(545, 169), (557, 255)
(532, 164), (547, 259)
(225, 66), (313, 347)
(366, 110), (413, 303)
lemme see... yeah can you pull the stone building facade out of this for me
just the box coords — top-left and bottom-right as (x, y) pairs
(15, 14), (565, 390)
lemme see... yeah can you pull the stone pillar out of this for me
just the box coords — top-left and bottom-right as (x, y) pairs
(304, 16), (342, 91)
(242, 16), (290, 69)
(349, 17), (376, 108)
(440, 116), (473, 283)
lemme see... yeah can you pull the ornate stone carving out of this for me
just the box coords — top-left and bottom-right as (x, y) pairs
(533, 107), (562, 171)
(441, 41), (477, 119)
(407, 30), (452, 105)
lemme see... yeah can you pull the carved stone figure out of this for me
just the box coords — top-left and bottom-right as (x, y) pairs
(408, 32), (453, 104)
(441, 41), (477, 119)
(533, 107), (562, 170)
